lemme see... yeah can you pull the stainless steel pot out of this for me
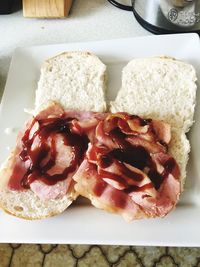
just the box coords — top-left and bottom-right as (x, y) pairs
(107, 0), (200, 34)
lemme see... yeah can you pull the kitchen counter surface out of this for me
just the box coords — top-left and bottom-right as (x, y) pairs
(0, 0), (148, 99)
(0, 1), (200, 266)
(1, 244), (200, 266)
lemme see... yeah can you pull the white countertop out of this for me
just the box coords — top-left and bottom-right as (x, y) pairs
(0, 0), (149, 99)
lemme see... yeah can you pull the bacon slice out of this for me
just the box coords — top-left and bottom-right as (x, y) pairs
(151, 120), (171, 145)
(5, 105), (181, 218)
(73, 160), (146, 221)
(6, 103), (102, 201)
(129, 173), (180, 217)
(29, 135), (75, 200)
(30, 180), (70, 201)
(74, 112), (181, 220)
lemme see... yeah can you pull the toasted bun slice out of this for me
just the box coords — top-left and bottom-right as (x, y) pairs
(110, 57), (197, 132)
(35, 51), (107, 113)
(0, 190), (75, 220)
(110, 57), (197, 191)
(0, 51), (107, 220)
(0, 151), (77, 219)
(0, 102), (80, 219)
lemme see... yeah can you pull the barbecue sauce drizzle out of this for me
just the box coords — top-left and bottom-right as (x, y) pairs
(9, 116), (89, 190)
(92, 114), (178, 198)
(8, 111), (179, 198)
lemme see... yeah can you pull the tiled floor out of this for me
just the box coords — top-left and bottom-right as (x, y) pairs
(0, 244), (200, 267)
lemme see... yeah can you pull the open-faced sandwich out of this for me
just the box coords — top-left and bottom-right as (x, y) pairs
(74, 56), (197, 221)
(0, 52), (107, 219)
(0, 53), (197, 221)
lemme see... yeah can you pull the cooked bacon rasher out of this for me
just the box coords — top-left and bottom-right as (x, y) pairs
(74, 113), (180, 221)
(4, 104), (180, 221)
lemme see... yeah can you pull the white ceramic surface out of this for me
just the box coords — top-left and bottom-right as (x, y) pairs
(0, 34), (200, 245)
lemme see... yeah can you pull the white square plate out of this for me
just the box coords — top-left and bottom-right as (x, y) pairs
(0, 34), (200, 246)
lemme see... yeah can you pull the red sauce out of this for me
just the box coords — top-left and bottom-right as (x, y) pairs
(93, 178), (107, 197)
(163, 158), (176, 173)
(9, 116), (89, 190)
(8, 160), (28, 191)
(148, 170), (163, 190)
(93, 177), (128, 210)
(110, 127), (129, 149)
(110, 147), (150, 170)
(110, 189), (127, 209)
(91, 113), (180, 202)
(162, 158), (177, 180)
(124, 183), (153, 194)
(94, 144), (163, 193)
(98, 154), (113, 169)
(8, 110), (180, 202)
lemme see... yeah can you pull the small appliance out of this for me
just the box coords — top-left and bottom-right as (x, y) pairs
(107, 0), (200, 34)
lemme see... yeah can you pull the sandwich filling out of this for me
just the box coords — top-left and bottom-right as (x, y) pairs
(75, 113), (180, 218)
(6, 103), (180, 217)
(7, 104), (105, 200)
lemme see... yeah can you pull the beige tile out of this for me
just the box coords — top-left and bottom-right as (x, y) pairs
(113, 251), (143, 267)
(101, 245), (130, 263)
(0, 244), (12, 267)
(168, 247), (200, 267)
(44, 245), (75, 267)
(11, 244), (43, 267)
(134, 246), (166, 267)
(69, 245), (90, 258)
(77, 246), (109, 267)
(39, 244), (57, 254)
(1, 244), (200, 267)
(154, 255), (178, 267)
(10, 244), (21, 249)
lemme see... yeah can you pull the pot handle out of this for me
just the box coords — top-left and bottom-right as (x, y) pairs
(107, 0), (132, 11)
